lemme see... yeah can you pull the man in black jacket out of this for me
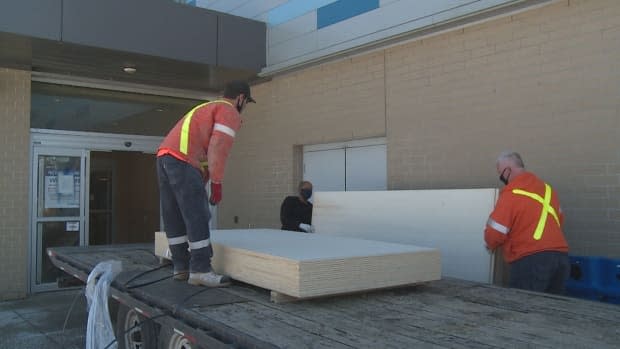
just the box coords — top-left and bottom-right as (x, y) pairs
(280, 181), (314, 233)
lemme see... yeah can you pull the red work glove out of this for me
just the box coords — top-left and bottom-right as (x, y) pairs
(209, 182), (222, 205)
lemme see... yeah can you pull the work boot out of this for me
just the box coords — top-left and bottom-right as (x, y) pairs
(173, 270), (189, 281)
(188, 271), (231, 287)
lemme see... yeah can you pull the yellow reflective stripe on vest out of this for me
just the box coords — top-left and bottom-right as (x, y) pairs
(512, 184), (560, 240)
(179, 100), (234, 155)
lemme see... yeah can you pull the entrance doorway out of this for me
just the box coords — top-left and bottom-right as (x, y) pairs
(31, 147), (87, 291)
(28, 79), (205, 292)
(29, 130), (163, 292)
(89, 151), (160, 245)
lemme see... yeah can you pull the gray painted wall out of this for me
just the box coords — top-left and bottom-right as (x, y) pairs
(0, 0), (266, 71)
(0, 0), (61, 40)
(218, 14), (267, 70)
(62, 0), (219, 65)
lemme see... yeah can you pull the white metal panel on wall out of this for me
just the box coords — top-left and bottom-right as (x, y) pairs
(268, 11), (316, 46)
(263, 0), (554, 72)
(303, 148), (345, 191)
(303, 138), (386, 192)
(195, 0), (550, 71)
(345, 144), (387, 191)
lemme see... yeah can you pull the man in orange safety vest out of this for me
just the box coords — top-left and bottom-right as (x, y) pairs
(157, 80), (255, 287)
(485, 151), (569, 294)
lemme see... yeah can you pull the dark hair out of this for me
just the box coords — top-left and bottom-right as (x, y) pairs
(223, 80), (255, 103)
(298, 181), (312, 191)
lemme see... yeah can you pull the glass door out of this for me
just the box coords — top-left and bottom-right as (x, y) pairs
(30, 147), (88, 292)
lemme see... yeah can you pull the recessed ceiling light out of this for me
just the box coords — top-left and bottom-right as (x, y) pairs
(123, 66), (137, 74)
(155, 108), (165, 112)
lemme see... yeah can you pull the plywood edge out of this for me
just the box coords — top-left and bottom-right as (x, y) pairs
(155, 232), (302, 296)
(211, 243), (302, 297)
(296, 250), (441, 298)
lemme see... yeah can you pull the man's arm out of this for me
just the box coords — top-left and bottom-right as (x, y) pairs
(485, 218), (508, 250)
(206, 108), (241, 204)
(280, 197), (302, 231)
(484, 194), (512, 250)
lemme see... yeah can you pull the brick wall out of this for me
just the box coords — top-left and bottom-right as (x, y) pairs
(0, 68), (31, 300)
(221, 0), (620, 259)
(386, 0), (620, 257)
(221, 51), (387, 229)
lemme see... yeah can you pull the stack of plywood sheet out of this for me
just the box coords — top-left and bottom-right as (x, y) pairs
(155, 229), (440, 299)
(312, 189), (498, 283)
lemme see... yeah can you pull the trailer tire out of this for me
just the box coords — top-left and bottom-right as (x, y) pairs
(116, 304), (158, 349)
(158, 326), (197, 349)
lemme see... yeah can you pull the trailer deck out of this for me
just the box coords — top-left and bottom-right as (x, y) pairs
(48, 244), (620, 349)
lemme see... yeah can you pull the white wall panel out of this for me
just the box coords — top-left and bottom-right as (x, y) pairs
(269, 12), (316, 46)
(268, 30), (318, 66)
(303, 148), (345, 191)
(346, 145), (387, 191)
(228, 0), (289, 20)
(195, 0), (552, 75)
(264, 0), (547, 72)
(431, 0), (514, 23)
(304, 138), (387, 192)
(315, 7), (387, 49)
(379, 0), (400, 6)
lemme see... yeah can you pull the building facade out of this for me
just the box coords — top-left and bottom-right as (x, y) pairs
(218, 0), (620, 270)
(1, 0), (619, 299)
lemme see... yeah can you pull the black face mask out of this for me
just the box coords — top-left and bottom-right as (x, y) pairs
(236, 99), (244, 113)
(300, 189), (312, 200)
(499, 168), (511, 185)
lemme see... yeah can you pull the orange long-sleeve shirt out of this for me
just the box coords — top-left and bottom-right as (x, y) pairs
(157, 100), (241, 183)
(485, 172), (568, 263)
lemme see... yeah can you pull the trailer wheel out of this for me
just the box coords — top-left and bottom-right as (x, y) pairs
(116, 304), (158, 349)
(159, 326), (196, 349)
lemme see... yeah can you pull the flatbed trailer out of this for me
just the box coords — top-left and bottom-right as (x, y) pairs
(48, 244), (620, 349)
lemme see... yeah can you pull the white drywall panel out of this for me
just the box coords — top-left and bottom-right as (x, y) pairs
(212, 229), (441, 298)
(212, 229), (437, 260)
(312, 189), (498, 283)
(155, 229), (441, 298)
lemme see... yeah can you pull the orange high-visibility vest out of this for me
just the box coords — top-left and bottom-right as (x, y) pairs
(512, 184), (561, 240)
(484, 172), (568, 263)
(157, 100), (241, 183)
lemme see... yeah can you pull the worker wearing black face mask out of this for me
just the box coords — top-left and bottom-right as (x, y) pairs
(484, 151), (569, 294)
(157, 80), (255, 288)
(280, 181), (315, 233)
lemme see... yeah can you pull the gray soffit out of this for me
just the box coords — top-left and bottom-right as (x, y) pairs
(0, 0), (266, 92)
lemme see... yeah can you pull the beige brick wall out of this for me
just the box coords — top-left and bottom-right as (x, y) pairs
(221, 51), (387, 229)
(386, 0), (620, 257)
(0, 68), (31, 300)
(222, 0), (619, 258)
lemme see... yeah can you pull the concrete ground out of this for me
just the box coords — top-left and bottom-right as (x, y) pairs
(0, 288), (88, 349)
